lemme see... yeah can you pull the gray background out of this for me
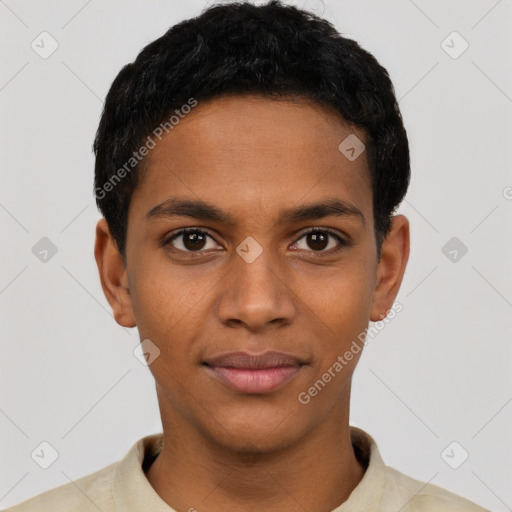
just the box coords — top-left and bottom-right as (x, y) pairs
(1, 0), (511, 510)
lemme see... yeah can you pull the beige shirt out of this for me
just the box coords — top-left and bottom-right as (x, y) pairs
(5, 427), (489, 511)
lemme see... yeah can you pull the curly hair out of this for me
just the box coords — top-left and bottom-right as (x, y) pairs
(93, 0), (410, 259)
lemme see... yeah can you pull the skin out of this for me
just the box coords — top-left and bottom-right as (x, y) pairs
(95, 95), (410, 512)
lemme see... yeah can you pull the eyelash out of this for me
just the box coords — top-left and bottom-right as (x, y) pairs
(162, 227), (349, 257)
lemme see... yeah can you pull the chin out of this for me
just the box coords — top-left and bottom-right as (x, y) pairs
(214, 429), (299, 455)
(199, 406), (308, 454)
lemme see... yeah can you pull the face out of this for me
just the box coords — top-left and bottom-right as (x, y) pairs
(95, 95), (409, 453)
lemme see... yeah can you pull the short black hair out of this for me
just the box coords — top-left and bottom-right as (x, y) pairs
(93, 0), (410, 259)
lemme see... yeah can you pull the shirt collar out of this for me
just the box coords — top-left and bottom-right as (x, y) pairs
(332, 427), (386, 511)
(112, 426), (385, 512)
(112, 433), (172, 512)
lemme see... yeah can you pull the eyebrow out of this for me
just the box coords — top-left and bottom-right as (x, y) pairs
(146, 196), (365, 226)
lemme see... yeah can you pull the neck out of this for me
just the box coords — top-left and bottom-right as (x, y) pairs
(146, 398), (366, 512)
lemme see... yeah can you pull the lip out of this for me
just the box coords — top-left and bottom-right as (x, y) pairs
(203, 351), (305, 394)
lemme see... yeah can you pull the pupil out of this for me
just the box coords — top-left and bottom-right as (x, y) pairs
(181, 232), (329, 252)
(309, 232), (328, 251)
(184, 232), (206, 251)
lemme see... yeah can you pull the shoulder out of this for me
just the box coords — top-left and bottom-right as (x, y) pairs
(3, 460), (118, 512)
(3, 433), (163, 512)
(349, 427), (490, 512)
(382, 466), (490, 512)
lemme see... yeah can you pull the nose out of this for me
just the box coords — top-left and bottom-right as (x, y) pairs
(215, 241), (296, 332)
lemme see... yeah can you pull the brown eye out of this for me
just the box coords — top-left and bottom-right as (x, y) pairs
(293, 228), (347, 254)
(306, 232), (329, 251)
(182, 231), (207, 251)
(165, 228), (219, 252)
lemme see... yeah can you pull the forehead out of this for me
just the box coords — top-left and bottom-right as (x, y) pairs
(131, 95), (372, 223)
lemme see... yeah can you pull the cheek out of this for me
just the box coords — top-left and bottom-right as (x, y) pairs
(128, 252), (218, 347)
(305, 258), (375, 350)
(127, 251), (178, 340)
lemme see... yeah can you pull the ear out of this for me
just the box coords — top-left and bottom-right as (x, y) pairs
(370, 215), (410, 321)
(94, 218), (136, 328)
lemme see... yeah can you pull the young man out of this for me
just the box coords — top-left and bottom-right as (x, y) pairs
(7, 1), (489, 511)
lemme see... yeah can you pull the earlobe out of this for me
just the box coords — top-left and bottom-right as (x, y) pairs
(94, 218), (137, 328)
(370, 215), (410, 322)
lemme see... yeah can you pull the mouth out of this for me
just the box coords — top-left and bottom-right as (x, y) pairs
(202, 351), (305, 394)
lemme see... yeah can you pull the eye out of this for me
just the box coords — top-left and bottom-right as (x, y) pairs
(291, 228), (347, 254)
(163, 227), (348, 256)
(164, 228), (221, 252)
